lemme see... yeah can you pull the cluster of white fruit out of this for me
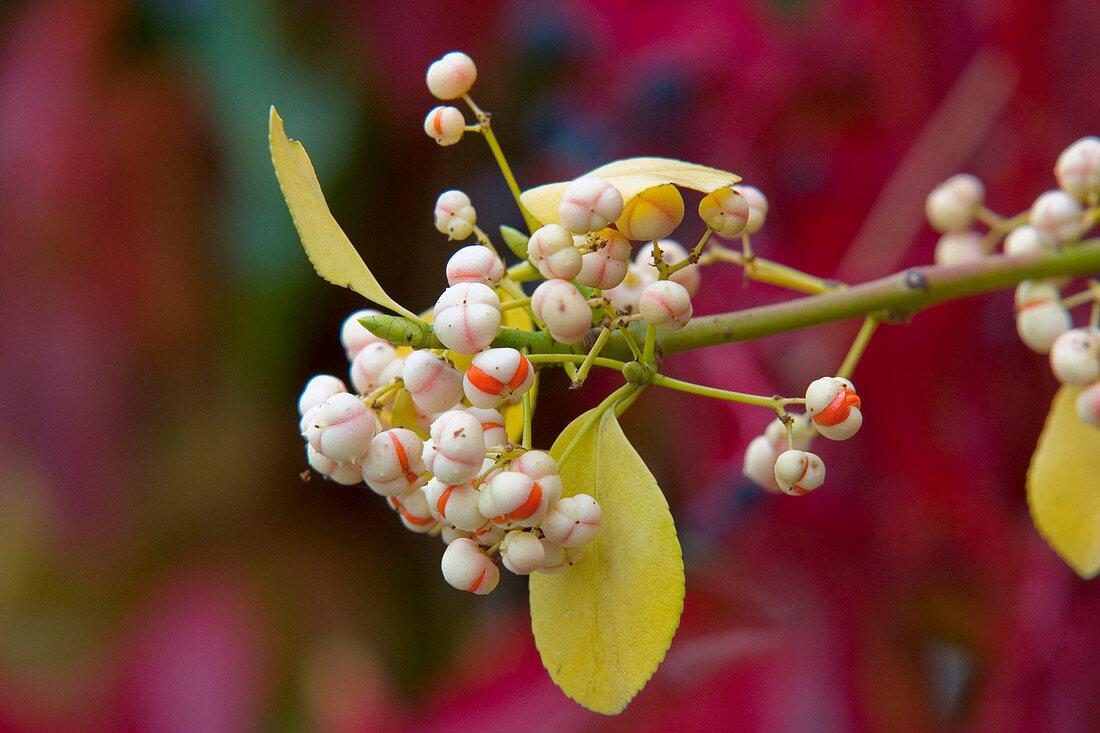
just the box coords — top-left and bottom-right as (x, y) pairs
(742, 377), (864, 495)
(926, 137), (1100, 429)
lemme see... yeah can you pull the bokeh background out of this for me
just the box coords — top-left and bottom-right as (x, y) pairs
(2, 0), (1099, 730)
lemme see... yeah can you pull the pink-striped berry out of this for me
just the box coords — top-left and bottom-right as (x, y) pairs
(531, 279), (592, 344)
(472, 521), (505, 548)
(1055, 137), (1100, 201)
(1015, 281), (1071, 353)
(339, 309), (385, 361)
(1075, 382), (1100, 428)
(307, 445), (364, 486)
(1030, 190), (1086, 243)
(528, 223), (582, 280)
(638, 280), (693, 330)
(934, 231), (985, 266)
(773, 449), (826, 496)
(423, 479), (487, 532)
(805, 377), (862, 441)
(424, 105), (465, 146)
(446, 245), (504, 287)
(479, 470), (547, 528)
(434, 190), (477, 241)
(298, 375), (349, 416)
(463, 348), (534, 408)
(734, 185), (768, 234)
(432, 282), (501, 354)
(426, 52), (477, 100)
(361, 428), (426, 497)
(575, 228), (631, 289)
(541, 494), (601, 547)
(615, 184), (684, 241)
(350, 341), (402, 394)
(1004, 225), (1056, 257)
(424, 410), (485, 484)
(402, 350), (464, 413)
(698, 186), (750, 238)
(466, 406), (508, 449)
(742, 435), (781, 492)
(558, 177), (625, 234)
(387, 488), (439, 533)
(500, 530), (546, 575)
(538, 539), (587, 574)
(925, 174), (984, 233)
(1050, 328), (1100, 385)
(637, 240), (700, 295)
(441, 538), (498, 594)
(304, 392), (378, 463)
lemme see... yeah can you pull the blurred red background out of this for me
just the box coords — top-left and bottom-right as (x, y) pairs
(1, 0), (1098, 730)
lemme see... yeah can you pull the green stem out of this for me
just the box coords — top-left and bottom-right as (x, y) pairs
(572, 327), (613, 387)
(525, 352), (627, 371)
(522, 389), (533, 449)
(556, 383), (639, 469)
(642, 323), (657, 365)
(837, 315), (880, 380)
(650, 373), (791, 408)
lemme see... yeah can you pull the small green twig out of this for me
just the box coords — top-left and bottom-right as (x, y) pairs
(837, 315), (880, 380)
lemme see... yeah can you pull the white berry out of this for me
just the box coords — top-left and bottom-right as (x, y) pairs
(1055, 136), (1100, 201)
(462, 347), (534, 408)
(698, 186), (750, 238)
(339, 309), (385, 361)
(350, 341), (401, 394)
(528, 223), (582, 280)
(742, 435), (780, 492)
(1003, 225), (1055, 257)
(734, 185), (768, 234)
(1030, 190), (1086, 243)
(434, 190), (477, 241)
(558, 177), (625, 234)
(773, 449), (826, 496)
(1050, 328), (1100, 385)
(466, 406), (508, 449)
(446, 245), (504, 287)
(298, 374), (348, 416)
(423, 479), (487, 532)
(531, 279), (592, 344)
(388, 487), (439, 533)
(402, 350), (464, 413)
(804, 377), (862, 441)
(541, 494), (601, 547)
(925, 174), (984, 233)
(424, 105), (465, 146)
(537, 539), (588, 574)
(1015, 281), (1071, 353)
(500, 530), (546, 575)
(441, 538), (498, 594)
(432, 282), (501, 354)
(306, 444), (364, 486)
(934, 231), (985, 266)
(304, 392), (378, 464)
(361, 428), (426, 497)
(638, 280), (693, 330)
(575, 228), (631, 289)
(426, 52), (477, 100)
(424, 410), (486, 484)
(479, 470), (547, 528)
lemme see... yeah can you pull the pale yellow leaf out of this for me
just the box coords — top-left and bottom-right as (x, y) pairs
(530, 408), (684, 714)
(520, 157), (741, 227)
(269, 107), (420, 321)
(1027, 385), (1100, 578)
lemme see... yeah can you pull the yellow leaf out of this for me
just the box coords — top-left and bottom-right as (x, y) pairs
(520, 157), (741, 227)
(530, 408), (684, 714)
(269, 107), (420, 322)
(1027, 385), (1100, 578)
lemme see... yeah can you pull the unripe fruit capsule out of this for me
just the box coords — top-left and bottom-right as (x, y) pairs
(541, 494), (601, 547)
(511, 450), (563, 509)
(465, 406), (508, 449)
(433, 282), (502, 354)
(734, 185), (768, 234)
(500, 529), (546, 575)
(638, 280), (693, 330)
(804, 377), (862, 441)
(426, 52), (477, 100)
(602, 262), (656, 314)
(528, 223), (582, 280)
(339, 309), (384, 361)
(479, 470), (547, 528)
(434, 190), (477, 241)
(350, 342), (401, 394)
(537, 538), (588, 574)
(615, 184), (684, 241)
(773, 449), (826, 496)
(446, 245), (504, 287)
(463, 348), (534, 408)
(1029, 190), (1086, 243)
(698, 186), (750, 238)
(531, 279), (592, 344)
(402, 350), (464, 413)
(388, 488), (439, 534)
(424, 410), (486, 484)
(934, 231), (985, 267)
(307, 444), (364, 486)
(742, 435), (780, 492)
(304, 392), (378, 463)
(1004, 225), (1055, 258)
(1015, 281), (1071, 354)
(1055, 136), (1100, 201)
(1050, 328), (1100, 385)
(422, 478), (486, 531)
(361, 428), (426, 497)
(299, 374), (349, 416)
(575, 228), (631, 289)
(558, 177), (625, 234)
(925, 174), (984, 233)
(424, 105), (465, 146)
(441, 538), (499, 595)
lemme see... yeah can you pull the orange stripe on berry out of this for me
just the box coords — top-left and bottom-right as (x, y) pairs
(506, 482), (543, 521)
(813, 388), (860, 427)
(1015, 298), (1054, 314)
(507, 356), (530, 390)
(432, 112), (444, 136)
(466, 365), (505, 395)
(400, 507), (435, 526)
(468, 567), (486, 593)
(437, 485), (455, 518)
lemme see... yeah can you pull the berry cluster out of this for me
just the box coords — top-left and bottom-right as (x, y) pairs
(926, 137), (1100, 429)
(742, 376), (863, 495)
